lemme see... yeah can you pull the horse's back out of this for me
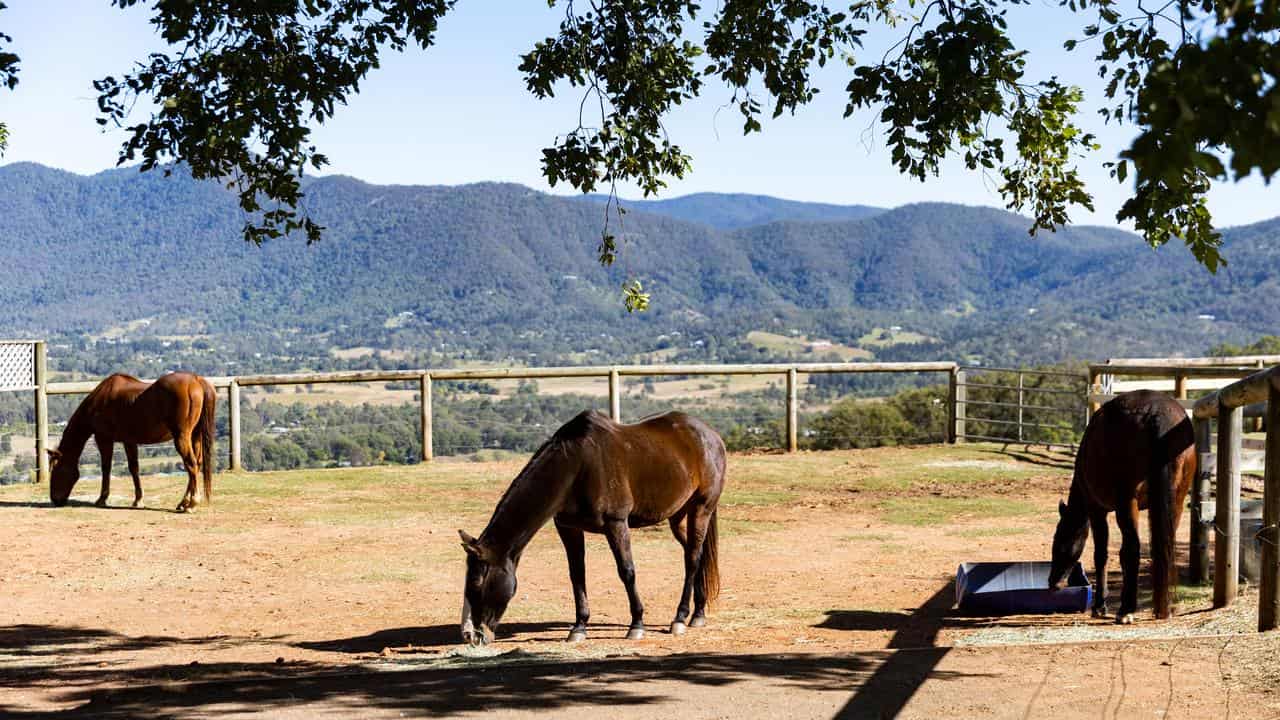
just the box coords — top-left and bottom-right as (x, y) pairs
(1079, 390), (1193, 508)
(560, 410), (726, 527)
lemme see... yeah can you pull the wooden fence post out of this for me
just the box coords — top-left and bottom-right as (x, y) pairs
(1087, 369), (1102, 418)
(420, 373), (433, 462)
(609, 369), (621, 422)
(34, 341), (48, 484)
(1190, 417), (1213, 585)
(1175, 371), (1188, 400)
(1215, 402), (1243, 608)
(228, 381), (242, 471)
(1261, 384), (1280, 631)
(953, 369), (967, 443)
(786, 368), (798, 452)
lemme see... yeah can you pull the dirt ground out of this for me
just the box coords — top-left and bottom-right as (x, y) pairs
(1, 443), (1277, 718)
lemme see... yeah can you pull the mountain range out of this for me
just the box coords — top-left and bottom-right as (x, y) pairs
(0, 161), (1275, 367)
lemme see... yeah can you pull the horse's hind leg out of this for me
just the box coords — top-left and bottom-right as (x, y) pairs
(1115, 500), (1142, 624)
(556, 521), (590, 642)
(671, 505), (711, 635)
(94, 437), (113, 508)
(603, 519), (645, 640)
(125, 443), (143, 508)
(173, 432), (199, 513)
(668, 514), (688, 547)
(1089, 508), (1110, 618)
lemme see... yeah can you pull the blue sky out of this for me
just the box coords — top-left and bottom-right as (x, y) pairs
(1, 0), (1274, 230)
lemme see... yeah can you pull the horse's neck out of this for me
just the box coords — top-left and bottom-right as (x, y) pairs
(56, 409), (93, 458)
(481, 443), (578, 560)
(1063, 476), (1091, 529)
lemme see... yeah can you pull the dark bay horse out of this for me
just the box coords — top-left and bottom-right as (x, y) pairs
(48, 372), (217, 512)
(459, 409), (726, 645)
(1049, 390), (1195, 623)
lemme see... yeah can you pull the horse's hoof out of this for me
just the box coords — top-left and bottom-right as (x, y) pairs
(670, 622), (687, 636)
(688, 616), (707, 628)
(1091, 607), (1110, 619)
(94, 499), (108, 508)
(567, 630), (587, 643)
(175, 504), (189, 513)
(625, 626), (645, 641)
(132, 501), (143, 509)
(1116, 613), (1135, 625)
(460, 629), (475, 645)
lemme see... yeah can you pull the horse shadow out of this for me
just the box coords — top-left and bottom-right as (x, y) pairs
(296, 621), (632, 653)
(0, 498), (175, 513)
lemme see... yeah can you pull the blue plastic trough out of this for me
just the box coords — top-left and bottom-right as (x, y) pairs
(955, 561), (1092, 615)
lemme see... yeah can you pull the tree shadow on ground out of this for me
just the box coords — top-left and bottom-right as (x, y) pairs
(3, 648), (991, 719)
(0, 620), (995, 719)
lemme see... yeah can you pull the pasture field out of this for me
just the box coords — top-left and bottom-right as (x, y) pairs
(1, 444), (1277, 718)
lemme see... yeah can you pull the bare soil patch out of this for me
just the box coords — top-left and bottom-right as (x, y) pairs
(0, 443), (1275, 717)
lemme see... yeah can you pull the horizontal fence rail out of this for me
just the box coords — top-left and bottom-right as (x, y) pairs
(44, 361), (961, 469)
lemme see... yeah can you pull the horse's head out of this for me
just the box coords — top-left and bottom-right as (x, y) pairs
(459, 529), (516, 646)
(47, 449), (79, 507)
(1048, 500), (1088, 589)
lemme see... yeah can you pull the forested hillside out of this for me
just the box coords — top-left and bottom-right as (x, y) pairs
(1, 162), (1275, 372)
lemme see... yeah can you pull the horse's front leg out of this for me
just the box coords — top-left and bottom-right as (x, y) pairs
(124, 443), (143, 508)
(460, 596), (476, 645)
(1115, 500), (1142, 624)
(603, 519), (645, 640)
(94, 437), (113, 508)
(1089, 509), (1110, 618)
(556, 521), (590, 642)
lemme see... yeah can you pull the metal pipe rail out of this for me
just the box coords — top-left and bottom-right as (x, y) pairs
(1187, 364), (1280, 632)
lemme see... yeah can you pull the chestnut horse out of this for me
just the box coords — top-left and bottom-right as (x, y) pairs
(1049, 390), (1195, 623)
(458, 409), (726, 646)
(48, 372), (217, 512)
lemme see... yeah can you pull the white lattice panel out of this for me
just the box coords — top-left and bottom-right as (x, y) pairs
(0, 342), (35, 392)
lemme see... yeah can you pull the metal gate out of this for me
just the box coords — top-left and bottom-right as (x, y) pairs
(954, 365), (1087, 449)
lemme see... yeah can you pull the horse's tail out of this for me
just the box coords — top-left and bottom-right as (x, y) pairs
(199, 379), (217, 504)
(700, 508), (720, 606)
(1148, 433), (1177, 619)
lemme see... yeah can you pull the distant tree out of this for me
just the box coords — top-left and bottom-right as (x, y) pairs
(808, 398), (915, 449)
(1, 0), (1275, 300)
(1209, 335), (1280, 357)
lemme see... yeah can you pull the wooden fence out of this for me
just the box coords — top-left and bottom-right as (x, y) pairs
(44, 361), (960, 470)
(1189, 364), (1280, 631)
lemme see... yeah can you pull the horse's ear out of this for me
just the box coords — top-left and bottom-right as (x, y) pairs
(458, 529), (481, 556)
(1058, 500), (1068, 517)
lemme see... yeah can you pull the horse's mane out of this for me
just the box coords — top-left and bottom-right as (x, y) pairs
(480, 411), (611, 545)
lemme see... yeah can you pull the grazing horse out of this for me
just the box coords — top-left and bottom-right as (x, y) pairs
(1049, 390), (1195, 623)
(48, 372), (217, 512)
(458, 409), (726, 646)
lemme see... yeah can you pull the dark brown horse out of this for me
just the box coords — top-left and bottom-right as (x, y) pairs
(458, 409), (726, 645)
(1049, 390), (1195, 623)
(48, 372), (217, 512)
